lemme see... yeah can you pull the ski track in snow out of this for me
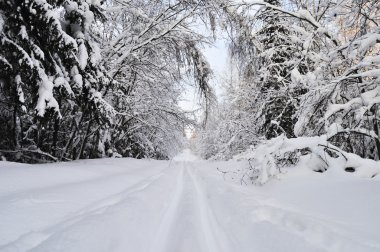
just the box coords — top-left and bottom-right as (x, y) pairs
(0, 164), (171, 251)
(150, 163), (233, 252)
(0, 153), (380, 252)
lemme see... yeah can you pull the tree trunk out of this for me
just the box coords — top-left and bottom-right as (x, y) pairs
(13, 101), (18, 150)
(52, 117), (60, 157)
(77, 115), (92, 160)
(374, 118), (380, 161)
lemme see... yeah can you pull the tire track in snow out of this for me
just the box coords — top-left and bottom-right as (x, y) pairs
(149, 163), (186, 252)
(186, 164), (234, 252)
(149, 162), (233, 252)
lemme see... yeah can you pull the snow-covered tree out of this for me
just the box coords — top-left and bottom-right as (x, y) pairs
(95, 0), (214, 159)
(195, 62), (262, 159)
(0, 0), (113, 162)
(294, 0), (380, 160)
(229, 0), (323, 140)
(196, 0), (380, 162)
(0, 0), (215, 162)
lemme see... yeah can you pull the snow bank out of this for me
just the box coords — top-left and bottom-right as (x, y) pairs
(234, 135), (380, 184)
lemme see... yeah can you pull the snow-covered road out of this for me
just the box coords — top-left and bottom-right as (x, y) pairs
(1, 151), (380, 252)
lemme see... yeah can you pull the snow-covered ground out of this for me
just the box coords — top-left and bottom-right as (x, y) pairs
(0, 150), (379, 252)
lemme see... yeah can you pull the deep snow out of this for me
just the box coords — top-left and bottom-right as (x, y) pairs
(0, 150), (379, 252)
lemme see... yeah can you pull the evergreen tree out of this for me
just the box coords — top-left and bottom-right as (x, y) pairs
(250, 0), (310, 139)
(0, 0), (111, 162)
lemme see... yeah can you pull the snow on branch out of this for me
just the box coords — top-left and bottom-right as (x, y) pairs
(233, 0), (340, 46)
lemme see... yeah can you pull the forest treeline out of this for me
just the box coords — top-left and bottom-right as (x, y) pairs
(0, 0), (215, 162)
(0, 0), (379, 163)
(195, 0), (380, 163)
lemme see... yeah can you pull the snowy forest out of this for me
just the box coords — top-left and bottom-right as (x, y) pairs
(0, 0), (379, 170)
(1, 1), (380, 251)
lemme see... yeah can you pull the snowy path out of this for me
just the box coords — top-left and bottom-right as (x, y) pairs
(0, 153), (380, 252)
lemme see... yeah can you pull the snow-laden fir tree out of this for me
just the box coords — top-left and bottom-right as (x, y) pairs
(217, 0), (316, 140)
(0, 0), (112, 162)
(252, 0), (311, 139)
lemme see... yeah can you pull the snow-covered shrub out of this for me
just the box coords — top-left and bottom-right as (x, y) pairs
(296, 28), (380, 160)
(235, 135), (380, 185)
